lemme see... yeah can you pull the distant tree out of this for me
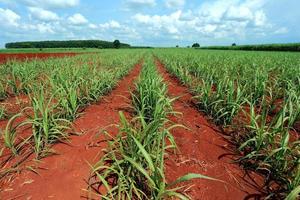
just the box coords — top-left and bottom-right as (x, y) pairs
(192, 43), (200, 48)
(232, 43), (237, 46)
(187, 46), (190, 48)
(113, 40), (121, 49)
(176, 45), (179, 48)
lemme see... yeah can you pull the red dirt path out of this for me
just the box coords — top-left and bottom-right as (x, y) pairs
(1, 62), (142, 200)
(0, 53), (78, 64)
(156, 60), (265, 200)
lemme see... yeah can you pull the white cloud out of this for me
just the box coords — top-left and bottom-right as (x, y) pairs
(123, 0), (156, 10)
(35, 23), (55, 33)
(96, 20), (141, 41)
(20, 0), (80, 9)
(131, 0), (278, 44)
(254, 10), (267, 26)
(165, 0), (185, 8)
(28, 7), (59, 21)
(68, 13), (88, 25)
(225, 6), (253, 21)
(179, 10), (194, 21)
(99, 20), (121, 29)
(203, 24), (217, 33)
(133, 13), (151, 24)
(20, 21), (58, 34)
(88, 23), (97, 29)
(0, 8), (20, 27)
(133, 11), (182, 34)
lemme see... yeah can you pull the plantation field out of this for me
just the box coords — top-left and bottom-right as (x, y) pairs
(0, 49), (299, 200)
(0, 52), (81, 64)
(0, 48), (102, 53)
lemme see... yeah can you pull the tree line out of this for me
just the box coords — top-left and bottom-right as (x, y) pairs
(178, 42), (300, 52)
(5, 40), (130, 49)
(199, 43), (300, 52)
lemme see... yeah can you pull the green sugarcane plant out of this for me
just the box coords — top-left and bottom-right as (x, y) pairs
(25, 86), (71, 158)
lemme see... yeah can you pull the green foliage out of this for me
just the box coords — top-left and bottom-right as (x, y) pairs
(0, 106), (5, 119)
(132, 60), (173, 123)
(5, 40), (131, 49)
(113, 40), (121, 49)
(0, 81), (6, 100)
(200, 43), (300, 52)
(1, 113), (22, 155)
(25, 86), (71, 158)
(192, 43), (200, 48)
(285, 185), (300, 200)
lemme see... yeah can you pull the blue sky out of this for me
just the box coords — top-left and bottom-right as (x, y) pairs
(0, 0), (299, 47)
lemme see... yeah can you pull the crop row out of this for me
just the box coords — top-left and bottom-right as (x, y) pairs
(155, 49), (300, 199)
(90, 57), (213, 199)
(0, 50), (142, 177)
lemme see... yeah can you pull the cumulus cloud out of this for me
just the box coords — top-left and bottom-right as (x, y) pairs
(88, 23), (97, 29)
(93, 20), (141, 41)
(20, 0), (80, 9)
(132, 0), (274, 43)
(225, 6), (253, 21)
(133, 11), (182, 34)
(253, 10), (267, 26)
(123, 0), (156, 10)
(35, 23), (55, 33)
(28, 7), (59, 21)
(0, 8), (20, 27)
(99, 20), (121, 29)
(68, 13), (88, 25)
(0, 0), (292, 47)
(165, 0), (185, 8)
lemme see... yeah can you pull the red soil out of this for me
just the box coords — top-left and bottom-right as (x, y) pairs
(0, 63), (142, 199)
(155, 60), (265, 200)
(0, 94), (30, 116)
(294, 120), (300, 132)
(0, 53), (78, 64)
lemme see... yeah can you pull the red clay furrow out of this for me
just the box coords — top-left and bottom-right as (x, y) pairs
(0, 53), (79, 64)
(155, 59), (265, 200)
(1, 62), (142, 200)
